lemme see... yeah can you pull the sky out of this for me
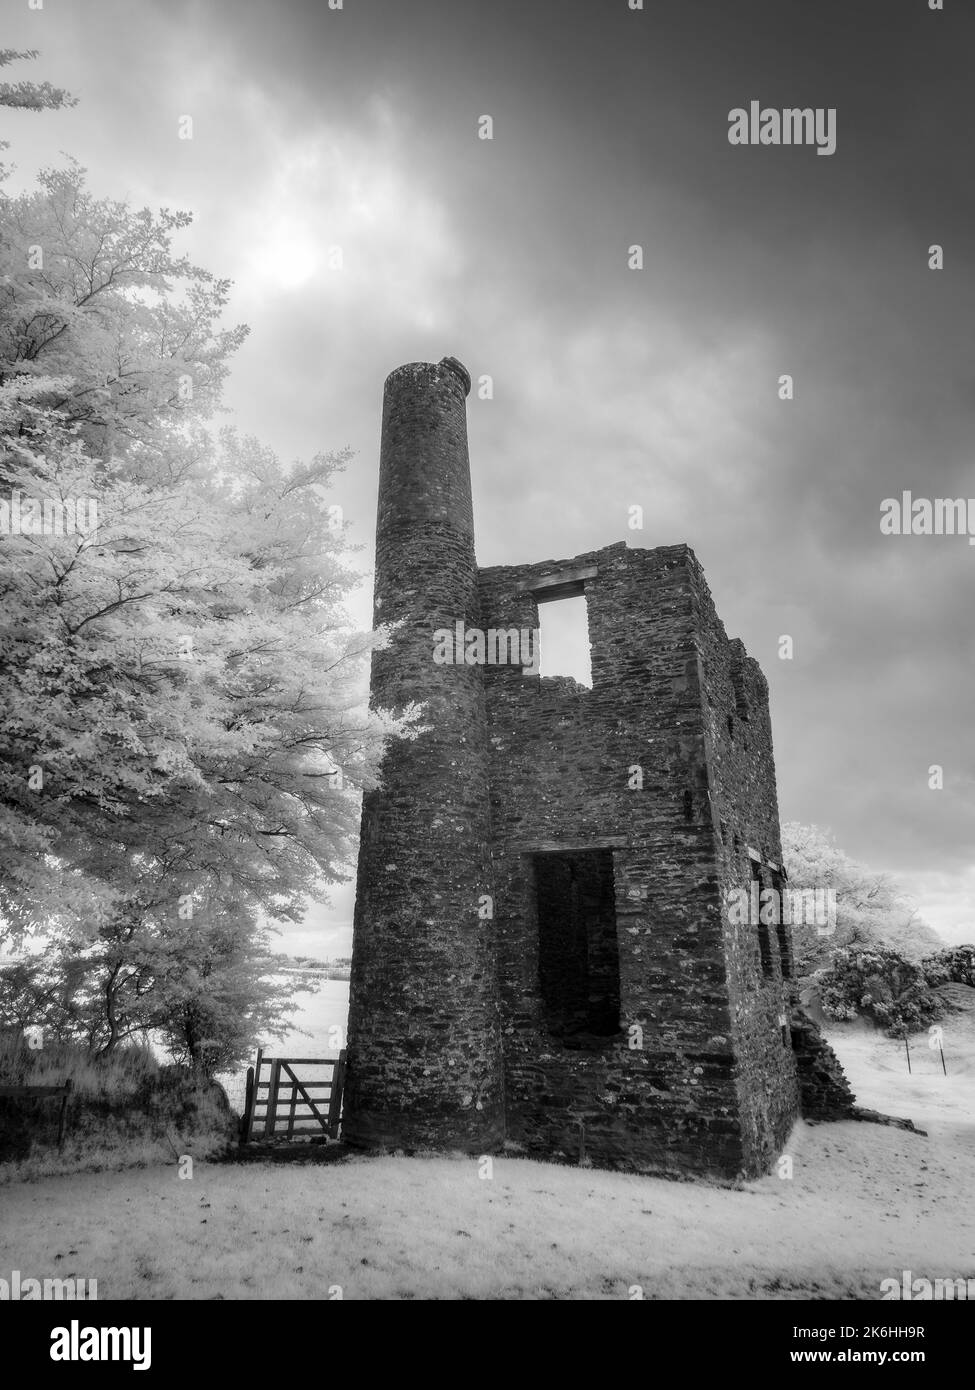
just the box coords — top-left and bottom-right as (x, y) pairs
(3, 0), (973, 950)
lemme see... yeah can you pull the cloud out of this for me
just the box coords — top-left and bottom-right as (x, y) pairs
(905, 867), (975, 948)
(3, 0), (973, 940)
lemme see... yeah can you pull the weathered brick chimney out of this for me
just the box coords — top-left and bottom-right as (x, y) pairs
(343, 358), (504, 1151)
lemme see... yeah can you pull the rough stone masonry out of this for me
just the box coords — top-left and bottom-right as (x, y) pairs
(343, 355), (852, 1179)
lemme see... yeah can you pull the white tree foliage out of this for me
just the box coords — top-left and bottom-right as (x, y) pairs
(0, 164), (417, 1057)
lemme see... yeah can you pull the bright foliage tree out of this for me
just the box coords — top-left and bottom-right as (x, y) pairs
(0, 163), (414, 1062)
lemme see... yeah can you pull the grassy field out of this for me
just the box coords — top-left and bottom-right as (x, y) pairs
(2, 1011), (973, 1300)
(1, 1116), (970, 1300)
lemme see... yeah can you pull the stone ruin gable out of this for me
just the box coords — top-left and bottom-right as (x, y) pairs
(477, 542), (761, 1177)
(683, 557), (800, 1173)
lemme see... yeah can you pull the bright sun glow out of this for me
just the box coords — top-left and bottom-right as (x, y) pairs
(248, 227), (322, 290)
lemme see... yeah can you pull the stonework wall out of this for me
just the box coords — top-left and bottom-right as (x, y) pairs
(789, 1013), (857, 1120)
(685, 558), (800, 1173)
(346, 357), (845, 1180)
(478, 544), (797, 1177)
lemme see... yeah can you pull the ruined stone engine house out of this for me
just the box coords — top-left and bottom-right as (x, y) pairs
(344, 355), (814, 1179)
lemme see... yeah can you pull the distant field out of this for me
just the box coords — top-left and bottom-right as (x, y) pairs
(828, 1005), (975, 1131)
(218, 980), (350, 1114)
(285, 979), (350, 1053)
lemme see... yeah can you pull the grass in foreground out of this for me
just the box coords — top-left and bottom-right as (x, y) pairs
(1, 1113), (971, 1300)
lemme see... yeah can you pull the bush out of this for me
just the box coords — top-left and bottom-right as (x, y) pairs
(0, 1038), (237, 1177)
(819, 945), (944, 1036)
(921, 944), (975, 990)
(0, 1031), (158, 1096)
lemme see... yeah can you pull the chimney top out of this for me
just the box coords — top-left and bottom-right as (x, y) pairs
(439, 356), (472, 396)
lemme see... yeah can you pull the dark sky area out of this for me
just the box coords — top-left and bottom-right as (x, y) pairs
(4, 0), (973, 947)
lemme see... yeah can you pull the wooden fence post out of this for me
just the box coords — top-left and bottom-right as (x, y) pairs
(240, 1066), (255, 1145)
(244, 1048), (263, 1144)
(288, 1071), (298, 1139)
(327, 1050), (347, 1139)
(57, 1079), (72, 1151)
(264, 1059), (281, 1138)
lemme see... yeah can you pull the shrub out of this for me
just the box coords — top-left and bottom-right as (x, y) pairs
(819, 945), (944, 1036)
(0, 1032), (158, 1096)
(0, 1038), (237, 1177)
(922, 944), (975, 990)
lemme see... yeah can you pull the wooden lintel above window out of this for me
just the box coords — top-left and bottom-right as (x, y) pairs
(516, 565), (598, 603)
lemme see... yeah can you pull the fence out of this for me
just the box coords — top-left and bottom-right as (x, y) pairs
(0, 1079), (73, 1149)
(218, 1070), (247, 1117)
(241, 1048), (346, 1143)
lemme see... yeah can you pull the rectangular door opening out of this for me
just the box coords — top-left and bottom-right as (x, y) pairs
(533, 848), (620, 1044)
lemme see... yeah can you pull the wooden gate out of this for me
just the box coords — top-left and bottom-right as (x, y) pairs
(241, 1048), (346, 1142)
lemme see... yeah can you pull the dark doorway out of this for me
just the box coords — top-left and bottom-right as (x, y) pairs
(533, 849), (620, 1042)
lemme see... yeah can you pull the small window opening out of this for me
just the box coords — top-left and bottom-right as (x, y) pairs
(771, 869), (794, 980)
(751, 860), (775, 978)
(731, 665), (751, 722)
(536, 595), (592, 687)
